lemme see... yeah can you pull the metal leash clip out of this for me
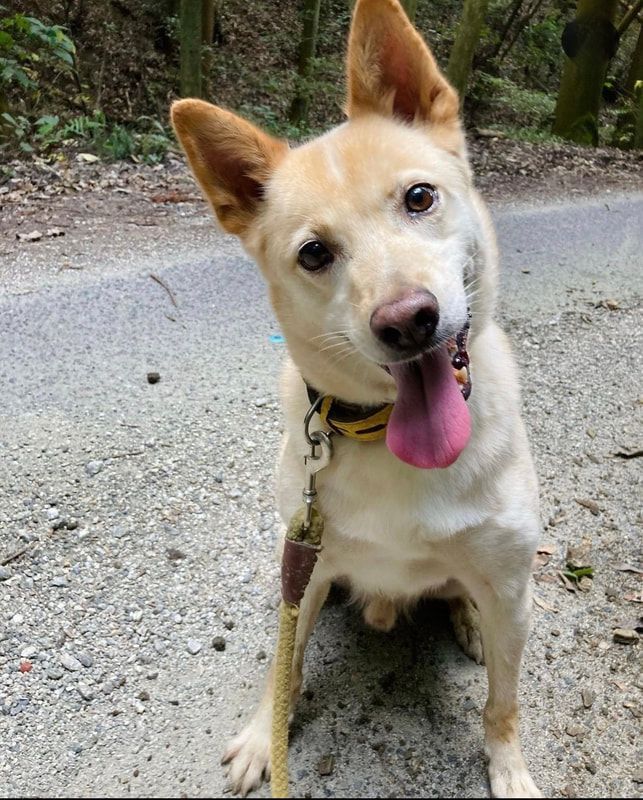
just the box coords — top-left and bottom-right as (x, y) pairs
(302, 395), (333, 530)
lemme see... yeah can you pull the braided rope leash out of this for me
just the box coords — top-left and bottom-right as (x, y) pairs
(271, 416), (332, 799)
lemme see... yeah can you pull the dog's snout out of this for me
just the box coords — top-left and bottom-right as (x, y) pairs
(370, 289), (440, 353)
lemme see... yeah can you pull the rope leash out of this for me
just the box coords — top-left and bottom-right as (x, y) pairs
(270, 410), (332, 799)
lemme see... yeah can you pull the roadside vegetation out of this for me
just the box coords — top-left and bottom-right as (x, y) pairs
(1, 0), (642, 163)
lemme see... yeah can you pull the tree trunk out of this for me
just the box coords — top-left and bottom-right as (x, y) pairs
(201, 0), (215, 44)
(446, 0), (490, 99)
(289, 0), (322, 127)
(625, 22), (643, 95)
(180, 0), (202, 97)
(552, 0), (619, 145)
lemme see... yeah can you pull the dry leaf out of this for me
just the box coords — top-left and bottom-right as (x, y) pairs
(624, 592), (643, 603)
(77, 153), (99, 163)
(558, 571), (577, 593)
(534, 595), (558, 613)
(575, 498), (600, 515)
(538, 543), (558, 555)
(613, 563), (643, 575)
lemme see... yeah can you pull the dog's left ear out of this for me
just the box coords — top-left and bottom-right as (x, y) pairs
(347, 0), (463, 154)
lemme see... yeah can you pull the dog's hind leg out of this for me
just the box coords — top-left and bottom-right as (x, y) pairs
(449, 595), (484, 664)
(222, 572), (330, 796)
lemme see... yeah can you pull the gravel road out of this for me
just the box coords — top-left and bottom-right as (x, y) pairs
(1, 190), (641, 799)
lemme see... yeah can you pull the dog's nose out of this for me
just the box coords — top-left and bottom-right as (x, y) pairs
(370, 289), (439, 352)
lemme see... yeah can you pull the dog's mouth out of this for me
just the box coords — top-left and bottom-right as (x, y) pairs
(383, 320), (472, 470)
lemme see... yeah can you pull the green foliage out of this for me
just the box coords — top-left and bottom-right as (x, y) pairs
(471, 73), (556, 130)
(54, 111), (172, 162)
(0, 7), (75, 95)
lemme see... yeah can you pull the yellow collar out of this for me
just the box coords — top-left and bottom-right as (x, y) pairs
(306, 385), (393, 442)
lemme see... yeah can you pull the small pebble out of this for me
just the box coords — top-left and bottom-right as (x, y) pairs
(77, 652), (93, 668)
(0, 566), (12, 581)
(613, 628), (639, 645)
(61, 653), (82, 672)
(85, 460), (104, 477)
(51, 576), (69, 587)
(317, 754), (335, 776)
(581, 688), (595, 709)
(212, 637), (226, 652)
(187, 639), (202, 655)
(77, 683), (94, 701)
(146, 372), (161, 384)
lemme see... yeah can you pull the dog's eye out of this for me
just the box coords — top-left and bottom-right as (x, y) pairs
(404, 183), (438, 214)
(298, 240), (334, 272)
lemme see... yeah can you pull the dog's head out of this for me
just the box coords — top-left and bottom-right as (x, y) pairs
(172, 0), (498, 469)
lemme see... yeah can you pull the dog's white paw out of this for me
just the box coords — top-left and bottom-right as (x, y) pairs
(222, 715), (271, 796)
(449, 596), (484, 664)
(363, 596), (398, 632)
(487, 744), (542, 798)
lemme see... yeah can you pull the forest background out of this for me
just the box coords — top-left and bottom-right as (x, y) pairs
(1, 0), (642, 166)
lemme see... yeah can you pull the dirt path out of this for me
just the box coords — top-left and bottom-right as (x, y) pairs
(0, 166), (641, 798)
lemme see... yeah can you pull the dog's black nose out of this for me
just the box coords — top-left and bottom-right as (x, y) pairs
(370, 289), (439, 353)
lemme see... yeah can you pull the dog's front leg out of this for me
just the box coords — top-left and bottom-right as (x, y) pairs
(223, 571), (330, 796)
(469, 574), (542, 799)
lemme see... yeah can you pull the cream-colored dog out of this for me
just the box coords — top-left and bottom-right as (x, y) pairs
(172, 0), (542, 796)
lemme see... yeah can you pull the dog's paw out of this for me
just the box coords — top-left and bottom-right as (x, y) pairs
(449, 596), (484, 664)
(487, 744), (542, 798)
(363, 596), (398, 632)
(222, 716), (271, 796)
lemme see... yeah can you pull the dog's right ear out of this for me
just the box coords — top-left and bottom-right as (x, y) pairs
(171, 99), (288, 235)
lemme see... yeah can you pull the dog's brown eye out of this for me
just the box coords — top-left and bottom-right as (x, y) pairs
(405, 183), (438, 214)
(298, 240), (334, 272)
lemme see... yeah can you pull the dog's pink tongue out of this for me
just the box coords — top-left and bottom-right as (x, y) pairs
(386, 346), (471, 469)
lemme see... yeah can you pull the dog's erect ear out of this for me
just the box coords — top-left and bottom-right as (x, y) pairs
(171, 99), (288, 235)
(347, 0), (462, 144)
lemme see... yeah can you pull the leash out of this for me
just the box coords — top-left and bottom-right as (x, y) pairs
(271, 397), (333, 798)
(271, 318), (473, 795)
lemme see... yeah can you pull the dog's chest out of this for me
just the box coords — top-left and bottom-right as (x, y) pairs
(278, 439), (494, 597)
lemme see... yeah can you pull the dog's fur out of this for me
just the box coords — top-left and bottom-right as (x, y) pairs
(172, 1), (542, 796)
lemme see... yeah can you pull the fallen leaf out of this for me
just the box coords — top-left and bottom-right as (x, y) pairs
(624, 592), (643, 603)
(538, 543), (558, 555)
(558, 571), (577, 593)
(533, 552), (550, 568)
(19, 660), (32, 673)
(534, 595), (558, 613)
(151, 190), (200, 203)
(575, 498), (599, 515)
(16, 230), (42, 242)
(613, 563), (643, 575)
(566, 540), (592, 570)
(534, 573), (558, 585)
(596, 298), (619, 310)
(77, 153), (99, 163)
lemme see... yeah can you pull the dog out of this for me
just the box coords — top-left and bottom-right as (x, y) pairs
(171, 0), (542, 796)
